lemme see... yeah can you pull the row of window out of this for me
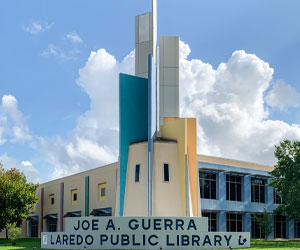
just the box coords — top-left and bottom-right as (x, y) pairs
(49, 183), (106, 208)
(28, 213), (300, 239)
(202, 212), (300, 239)
(199, 171), (282, 204)
(134, 163), (170, 183)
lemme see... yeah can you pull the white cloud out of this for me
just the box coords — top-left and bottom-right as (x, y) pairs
(23, 21), (54, 35)
(265, 79), (300, 110)
(179, 41), (300, 164)
(0, 154), (40, 183)
(37, 49), (135, 179)
(41, 32), (83, 60)
(0, 95), (31, 144)
(65, 32), (83, 44)
(41, 43), (80, 60)
(38, 41), (300, 180)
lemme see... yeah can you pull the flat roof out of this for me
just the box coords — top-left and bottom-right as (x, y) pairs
(197, 154), (274, 172)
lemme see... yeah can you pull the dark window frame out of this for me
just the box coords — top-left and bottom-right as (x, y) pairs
(135, 164), (140, 183)
(226, 175), (242, 201)
(199, 171), (217, 199)
(30, 217), (39, 238)
(163, 163), (170, 182)
(73, 193), (77, 201)
(101, 187), (106, 197)
(274, 214), (287, 239)
(226, 213), (243, 232)
(47, 217), (57, 232)
(251, 178), (265, 203)
(295, 221), (300, 238)
(251, 214), (264, 239)
(202, 211), (217, 232)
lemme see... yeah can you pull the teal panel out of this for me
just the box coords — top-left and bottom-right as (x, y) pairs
(85, 176), (89, 216)
(119, 73), (148, 216)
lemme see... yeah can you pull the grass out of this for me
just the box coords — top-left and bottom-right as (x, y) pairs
(0, 238), (300, 250)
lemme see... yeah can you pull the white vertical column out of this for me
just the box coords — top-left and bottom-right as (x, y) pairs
(159, 36), (179, 126)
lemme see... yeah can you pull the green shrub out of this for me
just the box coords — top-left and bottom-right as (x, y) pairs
(6, 223), (21, 245)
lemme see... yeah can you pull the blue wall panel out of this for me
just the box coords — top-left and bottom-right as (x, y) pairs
(199, 161), (277, 213)
(119, 73), (148, 216)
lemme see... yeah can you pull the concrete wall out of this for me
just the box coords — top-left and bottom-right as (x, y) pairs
(124, 142), (148, 216)
(159, 36), (179, 126)
(153, 141), (182, 216)
(135, 10), (156, 78)
(123, 141), (182, 216)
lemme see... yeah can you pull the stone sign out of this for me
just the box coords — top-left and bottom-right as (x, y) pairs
(41, 217), (250, 249)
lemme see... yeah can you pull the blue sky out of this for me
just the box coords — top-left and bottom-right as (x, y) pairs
(1, 0), (300, 183)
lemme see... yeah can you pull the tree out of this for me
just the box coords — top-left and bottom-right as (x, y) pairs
(6, 222), (21, 245)
(0, 162), (39, 238)
(252, 208), (273, 239)
(270, 139), (300, 221)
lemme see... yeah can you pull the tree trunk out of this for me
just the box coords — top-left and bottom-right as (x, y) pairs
(5, 228), (8, 239)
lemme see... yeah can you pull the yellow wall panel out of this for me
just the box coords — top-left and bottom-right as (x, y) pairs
(186, 118), (198, 216)
(161, 118), (187, 215)
(163, 117), (198, 216)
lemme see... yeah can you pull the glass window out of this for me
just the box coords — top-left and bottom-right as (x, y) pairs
(227, 213), (243, 232)
(274, 188), (283, 204)
(49, 194), (54, 208)
(251, 214), (264, 239)
(251, 178), (265, 203)
(135, 164), (140, 182)
(274, 214), (287, 238)
(226, 175), (242, 201)
(202, 212), (217, 232)
(47, 216), (57, 232)
(71, 189), (78, 205)
(30, 217), (38, 238)
(163, 164), (169, 182)
(98, 183), (106, 200)
(199, 171), (217, 199)
(295, 221), (300, 238)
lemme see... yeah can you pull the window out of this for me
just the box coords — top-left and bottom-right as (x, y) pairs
(49, 194), (54, 208)
(163, 163), (169, 182)
(295, 221), (300, 238)
(135, 164), (140, 182)
(202, 212), (217, 232)
(71, 189), (78, 205)
(274, 188), (283, 204)
(227, 213), (243, 232)
(98, 183), (106, 200)
(226, 175), (242, 201)
(47, 217), (57, 232)
(29, 217), (38, 238)
(251, 178), (265, 203)
(274, 214), (287, 238)
(251, 214), (264, 239)
(199, 171), (217, 199)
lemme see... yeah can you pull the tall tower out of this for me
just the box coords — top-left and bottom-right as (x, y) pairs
(118, 0), (200, 217)
(135, 0), (157, 78)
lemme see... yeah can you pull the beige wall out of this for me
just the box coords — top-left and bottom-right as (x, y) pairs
(89, 163), (117, 216)
(123, 141), (183, 216)
(153, 141), (182, 216)
(124, 142), (148, 216)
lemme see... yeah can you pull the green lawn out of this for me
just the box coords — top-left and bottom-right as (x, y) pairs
(0, 238), (300, 250)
